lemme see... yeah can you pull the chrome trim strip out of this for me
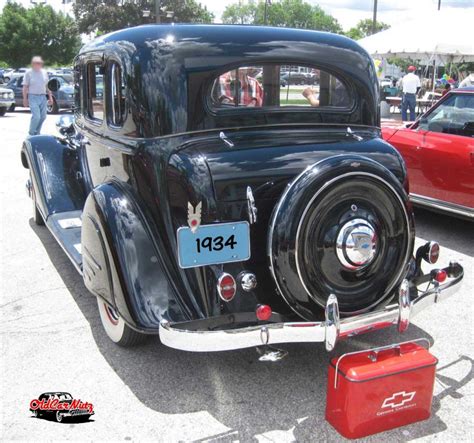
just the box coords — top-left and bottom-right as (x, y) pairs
(159, 263), (463, 352)
(410, 194), (474, 218)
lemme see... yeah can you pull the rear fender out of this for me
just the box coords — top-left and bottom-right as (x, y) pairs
(21, 135), (87, 220)
(82, 180), (191, 331)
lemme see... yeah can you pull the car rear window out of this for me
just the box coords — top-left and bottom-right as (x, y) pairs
(209, 64), (351, 110)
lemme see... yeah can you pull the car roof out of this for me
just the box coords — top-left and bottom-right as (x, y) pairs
(40, 391), (72, 395)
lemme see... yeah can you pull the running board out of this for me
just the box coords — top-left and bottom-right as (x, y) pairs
(46, 211), (83, 274)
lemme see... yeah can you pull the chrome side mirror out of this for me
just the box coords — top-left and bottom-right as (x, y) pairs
(56, 114), (75, 136)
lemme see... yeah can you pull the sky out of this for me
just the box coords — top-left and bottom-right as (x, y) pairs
(1, 0), (473, 31)
(206, 0), (474, 29)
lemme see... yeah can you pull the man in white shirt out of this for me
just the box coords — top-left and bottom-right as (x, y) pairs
(22, 56), (53, 136)
(400, 65), (421, 121)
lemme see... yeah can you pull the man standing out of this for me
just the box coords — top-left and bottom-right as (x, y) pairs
(400, 65), (421, 121)
(23, 56), (52, 136)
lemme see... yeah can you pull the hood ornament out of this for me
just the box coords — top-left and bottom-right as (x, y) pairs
(187, 202), (202, 233)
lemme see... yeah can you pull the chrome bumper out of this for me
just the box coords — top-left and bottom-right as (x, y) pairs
(159, 262), (463, 352)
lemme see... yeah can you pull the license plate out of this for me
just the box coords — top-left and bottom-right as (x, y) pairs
(177, 221), (250, 269)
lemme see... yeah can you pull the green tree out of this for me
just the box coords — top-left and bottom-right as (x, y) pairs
(222, 0), (342, 33)
(222, 2), (257, 24)
(346, 19), (390, 40)
(74, 0), (214, 35)
(0, 3), (81, 68)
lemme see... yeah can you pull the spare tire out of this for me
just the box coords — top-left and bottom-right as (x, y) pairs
(268, 155), (414, 319)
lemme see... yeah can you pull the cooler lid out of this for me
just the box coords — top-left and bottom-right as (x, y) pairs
(331, 343), (438, 382)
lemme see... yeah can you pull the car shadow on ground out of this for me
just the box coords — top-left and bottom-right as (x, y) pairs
(29, 218), (472, 441)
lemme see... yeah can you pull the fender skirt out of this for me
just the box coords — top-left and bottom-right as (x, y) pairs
(82, 180), (192, 331)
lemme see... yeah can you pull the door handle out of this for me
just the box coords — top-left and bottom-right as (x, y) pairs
(415, 146), (422, 151)
(470, 152), (474, 166)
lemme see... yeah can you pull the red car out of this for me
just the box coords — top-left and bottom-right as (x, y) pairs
(382, 87), (474, 219)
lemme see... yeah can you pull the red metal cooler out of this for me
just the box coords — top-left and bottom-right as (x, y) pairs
(326, 339), (437, 439)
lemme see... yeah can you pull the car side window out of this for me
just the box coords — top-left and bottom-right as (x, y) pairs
(420, 94), (474, 136)
(210, 64), (351, 109)
(86, 62), (104, 122)
(108, 62), (126, 127)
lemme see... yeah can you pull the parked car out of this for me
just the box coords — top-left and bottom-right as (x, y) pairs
(21, 25), (463, 357)
(0, 68), (14, 83)
(7, 73), (74, 113)
(0, 86), (14, 116)
(55, 67), (73, 76)
(280, 71), (313, 85)
(30, 392), (93, 422)
(382, 87), (474, 219)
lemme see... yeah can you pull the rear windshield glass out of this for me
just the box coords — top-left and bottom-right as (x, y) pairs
(210, 64), (351, 110)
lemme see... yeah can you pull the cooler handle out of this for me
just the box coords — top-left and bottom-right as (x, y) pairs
(333, 338), (431, 388)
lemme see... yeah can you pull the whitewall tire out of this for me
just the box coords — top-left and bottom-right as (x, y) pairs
(97, 298), (148, 347)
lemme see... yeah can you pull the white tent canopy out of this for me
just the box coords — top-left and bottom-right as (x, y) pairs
(358, 10), (474, 63)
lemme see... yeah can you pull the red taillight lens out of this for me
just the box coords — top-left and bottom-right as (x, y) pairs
(434, 269), (447, 283)
(256, 304), (272, 321)
(217, 273), (236, 302)
(429, 242), (440, 264)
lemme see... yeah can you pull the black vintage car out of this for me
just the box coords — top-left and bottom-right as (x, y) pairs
(21, 25), (463, 357)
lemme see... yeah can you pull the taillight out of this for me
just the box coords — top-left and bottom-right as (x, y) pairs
(433, 269), (447, 283)
(217, 273), (236, 302)
(256, 304), (272, 321)
(428, 242), (440, 264)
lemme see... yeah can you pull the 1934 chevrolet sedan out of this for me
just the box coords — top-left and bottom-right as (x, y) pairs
(21, 25), (463, 357)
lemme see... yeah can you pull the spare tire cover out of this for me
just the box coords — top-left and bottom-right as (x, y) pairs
(268, 155), (414, 319)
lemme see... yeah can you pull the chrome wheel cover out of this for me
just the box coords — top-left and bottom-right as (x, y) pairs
(336, 218), (377, 270)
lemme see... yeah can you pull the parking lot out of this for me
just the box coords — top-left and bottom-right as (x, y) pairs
(1, 111), (473, 442)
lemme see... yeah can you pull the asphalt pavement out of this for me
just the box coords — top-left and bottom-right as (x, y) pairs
(1, 111), (473, 442)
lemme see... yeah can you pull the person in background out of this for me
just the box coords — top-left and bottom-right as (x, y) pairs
(399, 65), (421, 121)
(442, 83), (451, 96)
(302, 79), (350, 107)
(459, 72), (474, 88)
(218, 68), (263, 107)
(22, 56), (53, 136)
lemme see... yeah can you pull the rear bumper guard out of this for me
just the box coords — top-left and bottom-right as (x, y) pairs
(159, 262), (463, 352)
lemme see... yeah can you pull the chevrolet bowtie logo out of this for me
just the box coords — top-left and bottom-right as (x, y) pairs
(382, 391), (416, 409)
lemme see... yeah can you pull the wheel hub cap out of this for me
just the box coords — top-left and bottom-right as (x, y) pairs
(336, 218), (377, 270)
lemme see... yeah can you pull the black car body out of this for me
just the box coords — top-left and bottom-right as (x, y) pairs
(7, 73), (74, 113)
(30, 392), (93, 422)
(21, 25), (463, 354)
